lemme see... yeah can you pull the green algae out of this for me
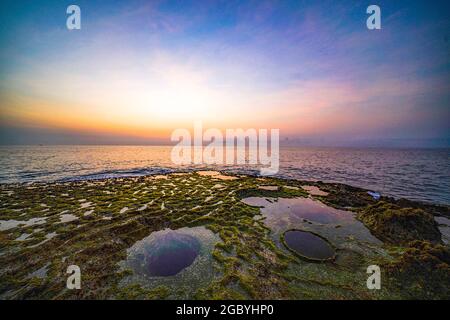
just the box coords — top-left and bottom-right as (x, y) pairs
(0, 171), (449, 300)
(115, 284), (170, 300)
(383, 240), (450, 299)
(357, 202), (442, 245)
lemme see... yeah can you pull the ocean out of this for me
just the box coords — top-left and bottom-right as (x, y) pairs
(0, 145), (448, 205)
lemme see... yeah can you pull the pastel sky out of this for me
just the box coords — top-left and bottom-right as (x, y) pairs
(0, 0), (449, 146)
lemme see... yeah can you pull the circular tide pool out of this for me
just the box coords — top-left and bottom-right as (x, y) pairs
(282, 229), (335, 262)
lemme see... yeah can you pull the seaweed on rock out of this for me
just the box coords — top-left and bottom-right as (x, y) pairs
(384, 240), (450, 299)
(357, 202), (442, 245)
(0, 172), (448, 299)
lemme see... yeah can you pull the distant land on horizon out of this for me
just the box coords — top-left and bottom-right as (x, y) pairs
(1, 1), (449, 152)
(0, 133), (448, 149)
(1, 122), (449, 148)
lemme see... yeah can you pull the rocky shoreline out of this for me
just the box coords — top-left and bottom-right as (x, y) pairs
(0, 171), (449, 299)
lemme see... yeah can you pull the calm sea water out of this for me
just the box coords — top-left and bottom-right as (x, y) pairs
(0, 146), (448, 205)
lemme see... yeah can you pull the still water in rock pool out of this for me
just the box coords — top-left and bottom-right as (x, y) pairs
(241, 196), (381, 252)
(119, 226), (220, 298)
(125, 228), (200, 277)
(283, 230), (335, 261)
(241, 196), (353, 228)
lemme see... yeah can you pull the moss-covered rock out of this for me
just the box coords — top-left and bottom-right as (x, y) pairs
(384, 241), (450, 299)
(357, 202), (442, 245)
(0, 172), (448, 300)
(317, 182), (378, 209)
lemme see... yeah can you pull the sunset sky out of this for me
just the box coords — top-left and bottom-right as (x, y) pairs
(0, 0), (449, 146)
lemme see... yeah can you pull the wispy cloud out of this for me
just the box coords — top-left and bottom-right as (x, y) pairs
(0, 0), (448, 145)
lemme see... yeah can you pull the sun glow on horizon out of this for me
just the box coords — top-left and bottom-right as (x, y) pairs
(0, 1), (448, 146)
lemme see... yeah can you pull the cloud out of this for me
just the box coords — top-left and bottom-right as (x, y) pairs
(0, 0), (448, 145)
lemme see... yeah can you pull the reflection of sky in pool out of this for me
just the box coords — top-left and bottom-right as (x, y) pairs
(283, 230), (335, 261)
(126, 229), (201, 277)
(120, 226), (220, 298)
(241, 196), (381, 247)
(242, 197), (352, 225)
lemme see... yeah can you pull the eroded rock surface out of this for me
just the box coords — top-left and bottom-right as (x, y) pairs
(0, 171), (448, 299)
